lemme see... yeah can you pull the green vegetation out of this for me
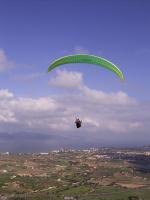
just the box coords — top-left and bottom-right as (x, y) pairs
(0, 149), (150, 199)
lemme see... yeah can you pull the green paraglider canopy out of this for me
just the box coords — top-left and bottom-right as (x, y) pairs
(48, 54), (124, 80)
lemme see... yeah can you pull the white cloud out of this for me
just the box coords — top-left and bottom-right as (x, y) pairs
(0, 70), (150, 150)
(49, 69), (83, 89)
(0, 91), (64, 132)
(0, 48), (14, 71)
(0, 89), (14, 99)
(0, 89), (16, 123)
(0, 85), (148, 135)
(16, 97), (58, 112)
(47, 70), (149, 135)
(80, 86), (137, 105)
(0, 109), (17, 123)
(49, 69), (136, 105)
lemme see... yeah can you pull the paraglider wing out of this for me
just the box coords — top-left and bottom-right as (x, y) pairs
(48, 54), (124, 80)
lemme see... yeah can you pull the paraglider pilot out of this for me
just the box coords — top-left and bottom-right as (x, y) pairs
(75, 118), (82, 128)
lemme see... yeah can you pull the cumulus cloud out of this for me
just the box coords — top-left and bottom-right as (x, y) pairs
(0, 48), (14, 71)
(49, 70), (136, 105)
(47, 70), (148, 135)
(80, 86), (136, 105)
(0, 89), (16, 123)
(0, 70), (150, 151)
(0, 85), (148, 135)
(0, 89), (14, 98)
(49, 69), (83, 89)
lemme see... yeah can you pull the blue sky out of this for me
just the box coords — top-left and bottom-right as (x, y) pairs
(0, 0), (150, 152)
